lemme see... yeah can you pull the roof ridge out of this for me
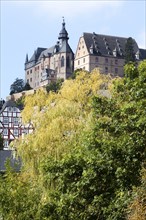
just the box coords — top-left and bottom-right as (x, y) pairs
(83, 32), (130, 40)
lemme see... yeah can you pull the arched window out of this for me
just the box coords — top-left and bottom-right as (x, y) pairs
(66, 56), (70, 68)
(61, 56), (64, 67)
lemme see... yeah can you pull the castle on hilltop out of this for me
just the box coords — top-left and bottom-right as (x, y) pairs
(25, 19), (146, 89)
(25, 18), (74, 89)
(1, 20), (146, 150)
(74, 33), (146, 77)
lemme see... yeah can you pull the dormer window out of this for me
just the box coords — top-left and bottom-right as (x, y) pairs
(8, 107), (12, 112)
(135, 51), (140, 60)
(89, 44), (93, 54)
(113, 48), (117, 57)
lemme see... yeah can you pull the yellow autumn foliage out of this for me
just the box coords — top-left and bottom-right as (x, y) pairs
(14, 69), (111, 173)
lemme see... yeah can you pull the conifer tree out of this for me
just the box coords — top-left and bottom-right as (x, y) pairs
(125, 37), (135, 64)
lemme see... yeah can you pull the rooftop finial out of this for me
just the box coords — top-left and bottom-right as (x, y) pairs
(62, 16), (65, 23)
(25, 53), (28, 63)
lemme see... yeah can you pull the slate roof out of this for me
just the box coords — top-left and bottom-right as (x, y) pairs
(29, 47), (47, 62)
(139, 48), (146, 59)
(0, 100), (17, 113)
(26, 41), (74, 68)
(0, 150), (21, 173)
(25, 20), (74, 70)
(59, 41), (74, 54)
(83, 32), (139, 57)
(38, 46), (55, 60)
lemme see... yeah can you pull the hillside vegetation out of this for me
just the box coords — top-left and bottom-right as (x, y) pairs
(0, 61), (146, 220)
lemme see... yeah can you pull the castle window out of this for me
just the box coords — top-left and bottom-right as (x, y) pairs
(115, 59), (118, 65)
(78, 60), (80, 65)
(61, 56), (64, 67)
(27, 71), (29, 75)
(115, 68), (118, 74)
(27, 79), (29, 83)
(78, 47), (80, 50)
(82, 46), (84, 49)
(35, 67), (37, 71)
(30, 69), (32, 73)
(95, 57), (98, 62)
(67, 56), (70, 68)
(83, 58), (85, 63)
(105, 67), (108, 73)
(30, 78), (32, 82)
(105, 58), (108, 63)
(38, 66), (39, 70)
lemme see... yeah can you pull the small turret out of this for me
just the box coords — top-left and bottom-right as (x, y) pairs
(58, 17), (69, 46)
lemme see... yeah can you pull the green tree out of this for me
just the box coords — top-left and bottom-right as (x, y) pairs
(39, 61), (146, 219)
(10, 78), (25, 95)
(127, 167), (146, 220)
(0, 170), (43, 220)
(46, 78), (64, 93)
(15, 96), (25, 109)
(70, 68), (83, 79)
(23, 82), (32, 91)
(125, 37), (135, 64)
(1, 61), (146, 219)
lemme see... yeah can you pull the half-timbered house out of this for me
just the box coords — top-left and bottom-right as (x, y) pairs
(0, 100), (33, 150)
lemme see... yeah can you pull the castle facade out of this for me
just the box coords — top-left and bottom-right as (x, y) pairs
(25, 20), (146, 89)
(25, 19), (74, 89)
(74, 32), (146, 77)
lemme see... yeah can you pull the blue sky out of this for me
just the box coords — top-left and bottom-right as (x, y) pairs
(0, 0), (146, 100)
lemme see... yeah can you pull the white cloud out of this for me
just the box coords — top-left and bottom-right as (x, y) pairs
(34, 0), (124, 19)
(7, 0), (124, 26)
